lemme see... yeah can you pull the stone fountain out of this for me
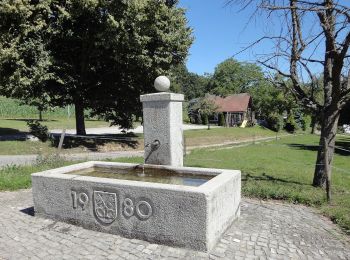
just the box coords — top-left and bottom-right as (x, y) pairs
(31, 76), (241, 251)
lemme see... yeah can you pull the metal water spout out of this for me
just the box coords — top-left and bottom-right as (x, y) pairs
(145, 140), (161, 150)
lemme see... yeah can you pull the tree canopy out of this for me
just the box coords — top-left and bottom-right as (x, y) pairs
(170, 64), (210, 100)
(0, 0), (193, 134)
(207, 58), (265, 96)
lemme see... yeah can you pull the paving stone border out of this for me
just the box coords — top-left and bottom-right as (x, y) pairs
(0, 189), (349, 259)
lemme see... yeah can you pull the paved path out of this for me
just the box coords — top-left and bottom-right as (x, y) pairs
(0, 189), (349, 259)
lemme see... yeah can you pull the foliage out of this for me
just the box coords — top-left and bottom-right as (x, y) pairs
(26, 120), (49, 142)
(182, 102), (191, 123)
(207, 58), (264, 96)
(201, 114), (208, 125)
(0, 0), (193, 134)
(170, 64), (210, 100)
(266, 113), (284, 132)
(218, 113), (225, 126)
(301, 115), (312, 132)
(284, 114), (297, 133)
(233, 0), (350, 190)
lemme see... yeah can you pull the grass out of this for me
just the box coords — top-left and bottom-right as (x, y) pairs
(183, 125), (279, 147)
(184, 134), (350, 234)
(0, 96), (110, 133)
(114, 134), (350, 234)
(0, 126), (277, 155)
(0, 118), (110, 133)
(0, 133), (349, 234)
(0, 155), (73, 191)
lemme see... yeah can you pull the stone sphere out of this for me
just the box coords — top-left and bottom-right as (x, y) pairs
(154, 76), (170, 92)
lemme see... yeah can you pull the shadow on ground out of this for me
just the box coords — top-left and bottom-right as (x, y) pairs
(287, 137), (350, 156)
(50, 133), (140, 151)
(20, 207), (34, 217)
(243, 172), (310, 186)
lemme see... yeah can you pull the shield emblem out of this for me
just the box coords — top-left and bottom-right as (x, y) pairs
(93, 191), (117, 224)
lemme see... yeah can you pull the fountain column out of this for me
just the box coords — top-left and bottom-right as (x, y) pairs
(140, 77), (184, 167)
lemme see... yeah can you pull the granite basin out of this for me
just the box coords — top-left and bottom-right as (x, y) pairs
(32, 161), (241, 251)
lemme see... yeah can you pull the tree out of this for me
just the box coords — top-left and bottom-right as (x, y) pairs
(191, 97), (218, 130)
(170, 64), (210, 100)
(0, 0), (192, 135)
(231, 0), (350, 200)
(0, 1), (54, 121)
(207, 58), (265, 96)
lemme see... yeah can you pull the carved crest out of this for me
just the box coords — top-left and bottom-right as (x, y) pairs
(93, 191), (117, 224)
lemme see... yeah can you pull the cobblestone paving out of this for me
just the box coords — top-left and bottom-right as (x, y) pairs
(0, 189), (349, 260)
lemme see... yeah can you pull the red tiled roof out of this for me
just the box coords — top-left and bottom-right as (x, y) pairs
(208, 93), (251, 112)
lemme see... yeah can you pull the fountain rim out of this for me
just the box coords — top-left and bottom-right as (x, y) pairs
(31, 161), (240, 193)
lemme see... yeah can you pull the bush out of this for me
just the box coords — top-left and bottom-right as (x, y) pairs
(218, 113), (225, 126)
(195, 113), (202, 124)
(183, 104), (191, 124)
(301, 115), (312, 131)
(285, 114), (298, 133)
(26, 120), (49, 142)
(266, 113), (284, 132)
(201, 114), (208, 125)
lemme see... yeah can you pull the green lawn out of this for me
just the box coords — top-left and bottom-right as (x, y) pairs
(0, 134), (349, 234)
(183, 125), (279, 147)
(114, 134), (350, 234)
(0, 126), (277, 155)
(185, 134), (350, 234)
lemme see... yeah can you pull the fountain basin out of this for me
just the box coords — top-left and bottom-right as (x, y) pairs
(32, 161), (241, 251)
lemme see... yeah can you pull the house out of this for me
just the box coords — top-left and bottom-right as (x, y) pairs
(189, 93), (254, 127)
(208, 93), (254, 127)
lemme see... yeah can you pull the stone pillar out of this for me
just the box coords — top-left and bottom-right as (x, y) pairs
(140, 92), (184, 166)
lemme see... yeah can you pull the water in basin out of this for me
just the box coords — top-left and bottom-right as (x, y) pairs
(67, 166), (214, 187)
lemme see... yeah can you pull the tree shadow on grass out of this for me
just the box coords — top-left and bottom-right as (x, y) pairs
(287, 138), (350, 156)
(0, 127), (21, 135)
(243, 172), (310, 186)
(50, 133), (140, 151)
(0, 127), (30, 141)
(4, 118), (58, 122)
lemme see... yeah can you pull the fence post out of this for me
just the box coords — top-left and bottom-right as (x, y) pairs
(58, 129), (66, 154)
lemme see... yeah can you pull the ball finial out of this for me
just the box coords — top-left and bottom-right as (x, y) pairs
(154, 76), (170, 92)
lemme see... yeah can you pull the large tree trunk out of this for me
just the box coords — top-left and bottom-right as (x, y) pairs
(74, 100), (86, 135)
(313, 109), (340, 188)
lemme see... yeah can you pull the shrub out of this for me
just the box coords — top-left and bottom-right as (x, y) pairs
(26, 120), (49, 142)
(201, 114), (208, 125)
(266, 113), (284, 132)
(218, 113), (225, 126)
(285, 114), (298, 133)
(301, 115), (312, 131)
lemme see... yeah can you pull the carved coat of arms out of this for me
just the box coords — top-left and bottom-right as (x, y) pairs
(93, 191), (117, 224)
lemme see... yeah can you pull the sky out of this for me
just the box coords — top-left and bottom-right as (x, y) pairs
(179, 0), (273, 75)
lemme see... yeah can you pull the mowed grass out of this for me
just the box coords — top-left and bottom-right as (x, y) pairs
(184, 125), (279, 147)
(0, 134), (349, 233)
(182, 134), (350, 234)
(0, 126), (277, 155)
